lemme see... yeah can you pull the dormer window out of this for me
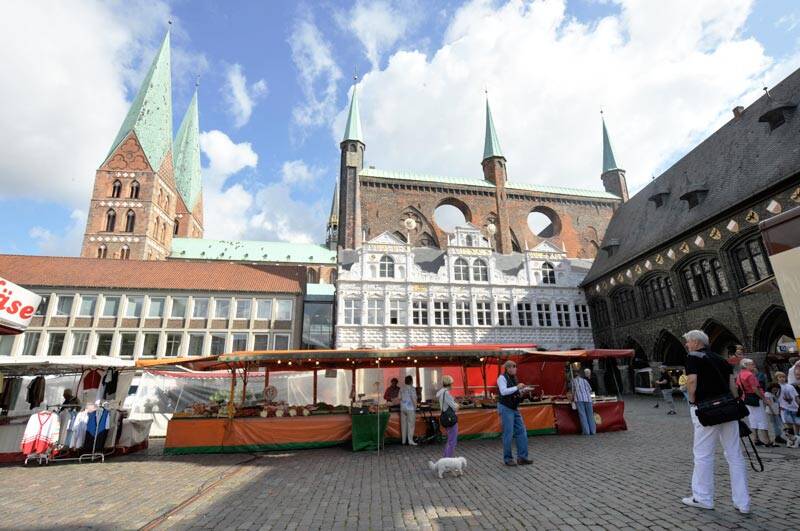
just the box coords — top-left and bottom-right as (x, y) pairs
(602, 239), (620, 257)
(759, 101), (797, 131)
(680, 188), (708, 209)
(648, 191), (670, 208)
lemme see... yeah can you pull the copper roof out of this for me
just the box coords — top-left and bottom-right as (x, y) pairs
(0, 254), (302, 294)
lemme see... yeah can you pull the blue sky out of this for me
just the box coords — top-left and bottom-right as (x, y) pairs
(1, 0), (800, 256)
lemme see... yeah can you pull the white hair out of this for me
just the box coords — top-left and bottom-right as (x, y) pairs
(740, 358), (754, 369)
(682, 330), (709, 346)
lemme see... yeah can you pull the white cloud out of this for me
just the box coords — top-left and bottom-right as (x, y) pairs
(341, 1), (416, 69)
(223, 63), (268, 127)
(333, 0), (793, 197)
(199, 130), (325, 243)
(30, 210), (87, 256)
(289, 16), (343, 133)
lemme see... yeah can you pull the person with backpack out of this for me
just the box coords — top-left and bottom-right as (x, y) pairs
(436, 375), (459, 457)
(681, 330), (750, 515)
(497, 360), (533, 465)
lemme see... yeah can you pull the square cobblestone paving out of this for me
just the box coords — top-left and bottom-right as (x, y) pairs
(1, 397), (798, 530)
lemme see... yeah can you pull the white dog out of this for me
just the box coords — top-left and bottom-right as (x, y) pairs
(428, 457), (467, 478)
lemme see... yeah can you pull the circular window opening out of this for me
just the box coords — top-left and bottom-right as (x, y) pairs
(434, 204), (467, 233)
(527, 209), (559, 238)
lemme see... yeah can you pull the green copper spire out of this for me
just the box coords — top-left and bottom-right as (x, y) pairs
(342, 82), (363, 143)
(602, 115), (620, 173)
(105, 30), (173, 171)
(483, 98), (504, 160)
(328, 179), (339, 225)
(173, 88), (202, 210)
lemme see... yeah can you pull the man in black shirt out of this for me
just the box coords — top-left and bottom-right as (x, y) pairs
(682, 330), (750, 514)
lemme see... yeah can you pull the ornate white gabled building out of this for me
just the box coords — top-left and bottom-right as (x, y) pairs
(335, 224), (595, 350)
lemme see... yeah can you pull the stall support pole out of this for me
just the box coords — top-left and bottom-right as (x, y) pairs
(415, 365), (422, 401)
(265, 368), (270, 388)
(313, 369), (318, 404)
(241, 365), (249, 406)
(351, 367), (357, 404)
(227, 367), (236, 418)
(481, 360), (488, 397)
(462, 364), (468, 397)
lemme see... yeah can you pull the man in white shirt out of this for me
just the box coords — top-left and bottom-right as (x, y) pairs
(497, 360), (533, 466)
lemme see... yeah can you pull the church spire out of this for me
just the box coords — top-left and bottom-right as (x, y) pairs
(342, 81), (364, 143)
(105, 29), (173, 171)
(326, 180), (340, 250)
(483, 97), (504, 161)
(173, 87), (202, 210)
(602, 114), (619, 173)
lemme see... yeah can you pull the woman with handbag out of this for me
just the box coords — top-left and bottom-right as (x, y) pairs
(436, 375), (459, 458)
(736, 359), (770, 446)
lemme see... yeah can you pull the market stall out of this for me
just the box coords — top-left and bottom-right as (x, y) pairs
(0, 358), (152, 464)
(155, 345), (632, 455)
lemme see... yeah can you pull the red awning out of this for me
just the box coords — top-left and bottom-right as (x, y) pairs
(519, 349), (634, 362)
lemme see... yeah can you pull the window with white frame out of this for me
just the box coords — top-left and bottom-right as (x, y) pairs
(171, 297), (187, 318)
(102, 296), (119, 317)
(253, 334), (270, 351)
(497, 302), (512, 326)
(148, 297), (165, 318)
(187, 334), (205, 356)
(541, 262), (556, 285)
(453, 258), (469, 281)
(210, 333), (227, 355)
(575, 304), (590, 328)
(517, 302), (533, 326)
(556, 304), (571, 327)
(367, 299), (385, 325)
(35, 296), (49, 316)
(475, 302), (491, 326)
(537, 303), (552, 326)
(46, 332), (66, 356)
(379, 255), (395, 278)
(72, 331), (90, 356)
(232, 333), (248, 352)
(273, 334), (291, 350)
(454, 302), (471, 326)
(96, 333), (113, 356)
(119, 333), (137, 358)
(125, 296), (143, 318)
(412, 301), (428, 325)
(214, 298), (230, 319)
(275, 300), (293, 321)
(389, 300), (407, 325)
(472, 259), (488, 282)
(55, 295), (74, 317)
(165, 333), (182, 357)
(256, 299), (273, 320)
(235, 299), (252, 319)
(433, 301), (450, 326)
(193, 298), (209, 319)
(78, 296), (96, 317)
(22, 332), (40, 356)
(0, 335), (14, 356)
(141, 333), (160, 357)
(344, 299), (362, 325)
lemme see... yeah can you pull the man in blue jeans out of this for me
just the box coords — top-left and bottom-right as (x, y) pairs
(571, 370), (596, 435)
(497, 360), (533, 466)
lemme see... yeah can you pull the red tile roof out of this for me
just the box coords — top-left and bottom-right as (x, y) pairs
(0, 255), (303, 294)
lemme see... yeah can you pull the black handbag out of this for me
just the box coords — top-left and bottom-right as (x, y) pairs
(742, 393), (760, 407)
(693, 351), (749, 427)
(439, 390), (458, 428)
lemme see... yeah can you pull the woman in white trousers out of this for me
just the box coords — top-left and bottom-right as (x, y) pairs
(399, 375), (418, 445)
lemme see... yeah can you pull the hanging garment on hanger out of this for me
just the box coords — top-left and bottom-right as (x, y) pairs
(83, 407), (110, 453)
(104, 409), (122, 449)
(79, 369), (103, 391)
(58, 409), (78, 447)
(102, 369), (119, 399)
(70, 411), (88, 450)
(20, 411), (60, 455)
(26, 376), (46, 409)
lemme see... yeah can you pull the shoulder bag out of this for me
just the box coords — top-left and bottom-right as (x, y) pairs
(736, 374), (760, 407)
(439, 391), (458, 428)
(693, 353), (749, 427)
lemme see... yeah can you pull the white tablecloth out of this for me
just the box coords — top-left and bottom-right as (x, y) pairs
(118, 418), (152, 447)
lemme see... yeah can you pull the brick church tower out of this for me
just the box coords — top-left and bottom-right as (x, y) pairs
(600, 114), (629, 203)
(481, 97), (513, 254)
(336, 81), (365, 250)
(81, 30), (203, 261)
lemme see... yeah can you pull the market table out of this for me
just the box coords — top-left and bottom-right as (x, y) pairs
(552, 400), (627, 434)
(351, 412), (390, 451)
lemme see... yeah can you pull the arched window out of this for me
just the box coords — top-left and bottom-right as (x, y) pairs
(680, 255), (729, 304)
(379, 255), (395, 278)
(589, 299), (611, 328)
(472, 259), (488, 282)
(348, 144), (357, 152)
(730, 235), (772, 288)
(541, 262), (556, 285)
(173, 219), (180, 235)
(453, 258), (469, 281)
(111, 180), (121, 198)
(97, 245), (107, 259)
(120, 245), (130, 260)
(130, 180), (140, 199)
(639, 275), (677, 316)
(465, 235), (474, 247)
(105, 209), (116, 232)
(124, 209), (135, 232)
(610, 288), (638, 323)
(307, 269), (318, 283)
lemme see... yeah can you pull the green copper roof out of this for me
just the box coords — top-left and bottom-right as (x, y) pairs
(328, 180), (339, 225)
(602, 116), (620, 173)
(483, 99), (504, 160)
(342, 83), (364, 142)
(106, 31), (173, 171)
(173, 89), (202, 210)
(170, 238), (337, 264)
(359, 168), (620, 199)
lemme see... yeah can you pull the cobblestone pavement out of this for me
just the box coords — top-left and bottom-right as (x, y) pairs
(2, 396), (799, 530)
